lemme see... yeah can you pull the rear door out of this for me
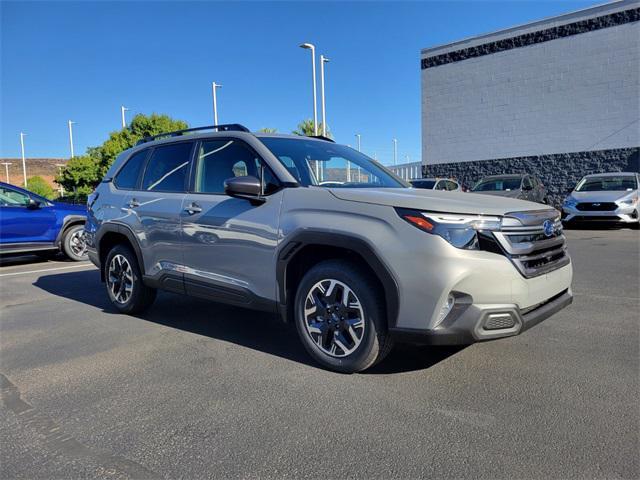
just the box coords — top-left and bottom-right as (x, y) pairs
(180, 138), (283, 304)
(0, 185), (56, 244)
(119, 142), (194, 291)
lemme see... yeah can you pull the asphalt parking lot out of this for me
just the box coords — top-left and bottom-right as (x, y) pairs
(1, 228), (638, 479)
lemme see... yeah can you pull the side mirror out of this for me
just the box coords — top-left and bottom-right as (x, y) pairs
(224, 176), (265, 204)
(27, 198), (41, 209)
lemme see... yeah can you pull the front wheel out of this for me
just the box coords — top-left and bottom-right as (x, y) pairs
(104, 244), (156, 314)
(294, 260), (393, 373)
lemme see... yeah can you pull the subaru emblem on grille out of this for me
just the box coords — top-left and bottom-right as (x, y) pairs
(543, 219), (554, 237)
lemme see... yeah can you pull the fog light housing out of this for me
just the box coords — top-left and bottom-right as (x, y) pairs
(435, 294), (455, 327)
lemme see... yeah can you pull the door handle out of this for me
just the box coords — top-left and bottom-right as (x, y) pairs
(127, 199), (140, 208)
(183, 203), (202, 215)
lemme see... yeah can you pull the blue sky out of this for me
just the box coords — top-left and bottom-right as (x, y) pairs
(1, 0), (599, 164)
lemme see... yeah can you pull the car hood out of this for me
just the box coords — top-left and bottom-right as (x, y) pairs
(327, 188), (550, 216)
(570, 190), (637, 202)
(52, 201), (87, 214)
(470, 189), (522, 198)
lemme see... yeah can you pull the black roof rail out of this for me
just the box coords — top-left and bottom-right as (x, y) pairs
(310, 135), (335, 143)
(136, 124), (250, 146)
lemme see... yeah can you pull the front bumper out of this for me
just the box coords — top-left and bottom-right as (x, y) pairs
(562, 205), (639, 223)
(390, 288), (573, 345)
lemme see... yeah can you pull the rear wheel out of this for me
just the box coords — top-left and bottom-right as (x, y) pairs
(104, 244), (156, 314)
(62, 224), (88, 261)
(294, 260), (393, 373)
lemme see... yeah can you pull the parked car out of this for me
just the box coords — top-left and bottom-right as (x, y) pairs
(562, 172), (639, 227)
(86, 124), (573, 373)
(410, 177), (462, 191)
(0, 181), (88, 260)
(472, 174), (548, 204)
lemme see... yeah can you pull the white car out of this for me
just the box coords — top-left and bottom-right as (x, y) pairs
(410, 177), (462, 191)
(562, 172), (639, 228)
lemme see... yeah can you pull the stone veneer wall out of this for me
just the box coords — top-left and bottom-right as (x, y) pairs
(422, 148), (639, 208)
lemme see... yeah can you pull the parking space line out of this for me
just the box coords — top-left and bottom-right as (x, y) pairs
(0, 264), (95, 277)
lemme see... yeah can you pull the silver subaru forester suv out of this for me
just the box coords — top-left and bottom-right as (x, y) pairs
(86, 125), (573, 372)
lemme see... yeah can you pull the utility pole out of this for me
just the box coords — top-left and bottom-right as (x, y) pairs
(20, 132), (27, 187)
(68, 120), (76, 158)
(55, 164), (66, 196)
(211, 82), (222, 125)
(299, 43), (318, 135)
(1, 162), (12, 183)
(121, 106), (129, 128)
(320, 55), (329, 136)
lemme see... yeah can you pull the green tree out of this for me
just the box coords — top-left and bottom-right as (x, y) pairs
(258, 127), (278, 133)
(26, 176), (55, 200)
(88, 113), (189, 176)
(55, 155), (101, 199)
(292, 119), (331, 138)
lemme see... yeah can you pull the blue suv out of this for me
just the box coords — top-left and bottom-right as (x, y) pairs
(0, 181), (88, 261)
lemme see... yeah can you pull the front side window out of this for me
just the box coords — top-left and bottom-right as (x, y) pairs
(0, 186), (30, 206)
(115, 149), (149, 189)
(473, 177), (523, 192)
(446, 180), (458, 191)
(142, 143), (193, 192)
(258, 137), (406, 189)
(435, 180), (447, 191)
(575, 176), (638, 192)
(411, 180), (436, 189)
(195, 139), (280, 195)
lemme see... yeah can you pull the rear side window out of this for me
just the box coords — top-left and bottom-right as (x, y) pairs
(114, 150), (148, 189)
(142, 142), (193, 192)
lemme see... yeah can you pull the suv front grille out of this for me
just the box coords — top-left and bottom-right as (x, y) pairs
(488, 210), (570, 278)
(575, 202), (617, 211)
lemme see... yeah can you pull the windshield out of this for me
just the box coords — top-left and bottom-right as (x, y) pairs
(575, 176), (637, 192)
(411, 180), (436, 189)
(473, 177), (522, 192)
(258, 137), (406, 188)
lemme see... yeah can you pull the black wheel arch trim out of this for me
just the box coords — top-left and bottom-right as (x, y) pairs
(55, 215), (86, 246)
(95, 222), (146, 282)
(276, 230), (400, 327)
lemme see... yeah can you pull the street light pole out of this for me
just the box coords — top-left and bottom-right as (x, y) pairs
(121, 106), (129, 128)
(299, 43), (318, 135)
(1, 162), (12, 183)
(211, 82), (222, 125)
(55, 164), (66, 196)
(68, 120), (76, 158)
(393, 138), (398, 165)
(20, 132), (27, 187)
(355, 134), (361, 152)
(320, 55), (329, 136)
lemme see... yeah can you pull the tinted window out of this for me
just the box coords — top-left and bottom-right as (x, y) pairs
(0, 186), (30, 206)
(435, 180), (447, 190)
(195, 139), (280, 195)
(446, 180), (458, 190)
(411, 180), (436, 189)
(115, 150), (148, 189)
(142, 143), (192, 192)
(522, 176), (533, 189)
(473, 178), (522, 192)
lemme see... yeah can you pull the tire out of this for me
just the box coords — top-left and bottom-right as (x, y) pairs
(61, 224), (88, 261)
(104, 244), (156, 314)
(294, 260), (393, 373)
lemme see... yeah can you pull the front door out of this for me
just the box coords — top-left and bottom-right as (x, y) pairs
(180, 138), (282, 305)
(121, 141), (193, 289)
(0, 185), (56, 244)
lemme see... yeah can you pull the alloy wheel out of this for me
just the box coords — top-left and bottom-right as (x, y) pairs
(107, 254), (134, 304)
(303, 279), (365, 357)
(68, 229), (87, 257)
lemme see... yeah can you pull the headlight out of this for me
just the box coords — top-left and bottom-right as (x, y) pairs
(396, 208), (501, 249)
(617, 196), (638, 207)
(563, 196), (577, 208)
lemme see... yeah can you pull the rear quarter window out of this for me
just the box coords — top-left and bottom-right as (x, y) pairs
(114, 150), (149, 189)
